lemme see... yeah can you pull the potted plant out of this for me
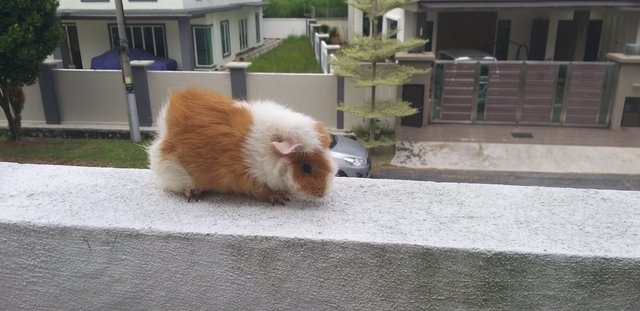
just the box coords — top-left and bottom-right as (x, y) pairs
(329, 26), (340, 45)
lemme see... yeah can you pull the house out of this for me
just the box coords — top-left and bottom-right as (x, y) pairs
(56, 0), (265, 70)
(348, 0), (640, 61)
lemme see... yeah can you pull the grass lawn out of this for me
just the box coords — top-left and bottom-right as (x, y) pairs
(248, 35), (323, 73)
(0, 137), (395, 172)
(0, 137), (148, 169)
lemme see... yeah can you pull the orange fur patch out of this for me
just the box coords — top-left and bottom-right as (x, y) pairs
(288, 150), (334, 197)
(160, 88), (272, 199)
(314, 122), (331, 149)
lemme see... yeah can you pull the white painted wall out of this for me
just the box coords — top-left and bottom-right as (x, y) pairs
(147, 71), (232, 118)
(348, 5), (362, 41)
(18, 69), (373, 130)
(247, 73), (338, 128)
(263, 18), (307, 38)
(53, 70), (128, 125)
(383, 8), (405, 40)
(65, 19), (182, 70)
(201, 7), (262, 65)
(58, 0), (255, 10)
(20, 82), (45, 123)
(2, 162), (640, 309)
(263, 18), (347, 39)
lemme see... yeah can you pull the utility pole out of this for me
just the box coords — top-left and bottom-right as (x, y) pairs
(114, 0), (141, 142)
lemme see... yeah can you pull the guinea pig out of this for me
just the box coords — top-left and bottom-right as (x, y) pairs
(147, 87), (337, 205)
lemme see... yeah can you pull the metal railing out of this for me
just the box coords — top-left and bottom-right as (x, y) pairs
(431, 60), (615, 127)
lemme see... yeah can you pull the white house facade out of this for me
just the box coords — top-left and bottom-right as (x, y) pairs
(57, 0), (265, 70)
(348, 0), (640, 61)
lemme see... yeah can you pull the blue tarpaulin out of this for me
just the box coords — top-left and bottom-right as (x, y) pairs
(91, 49), (178, 70)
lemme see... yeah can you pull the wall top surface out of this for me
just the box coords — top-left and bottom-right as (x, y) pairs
(1, 162), (639, 258)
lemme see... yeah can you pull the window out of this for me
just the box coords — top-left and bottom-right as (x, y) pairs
(255, 12), (261, 43)
(62, 24), (83, 69)
(386, 18), (398, 39)
(495, 20), (511, 60)
(239, 18), (248, 50)
(220, 20), (231, 57)
(193, 25), (213, 67)
(109, 24), (167, 57)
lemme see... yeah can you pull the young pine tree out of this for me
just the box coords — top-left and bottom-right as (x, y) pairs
(331, 0), (427, 148)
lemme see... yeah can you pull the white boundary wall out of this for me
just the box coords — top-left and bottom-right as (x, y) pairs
(17, 69), (360, 130)
(2, 162), (640, 309)
(263, 18), (348, 39)
(263, 18), (308, 38)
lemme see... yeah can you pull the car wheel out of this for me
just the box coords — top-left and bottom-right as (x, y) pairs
(336, 170), (347, 177)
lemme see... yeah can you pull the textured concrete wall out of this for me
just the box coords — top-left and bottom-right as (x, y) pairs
(1, 162), (640, 309)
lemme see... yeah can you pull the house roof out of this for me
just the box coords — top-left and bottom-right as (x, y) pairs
(417, 0), (640, 9)
(58, 1), (265, 20)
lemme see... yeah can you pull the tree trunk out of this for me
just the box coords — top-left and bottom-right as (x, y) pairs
(0, 85), (19, 141)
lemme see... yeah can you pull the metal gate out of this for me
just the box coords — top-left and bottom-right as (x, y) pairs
(431, 61), (615, 127)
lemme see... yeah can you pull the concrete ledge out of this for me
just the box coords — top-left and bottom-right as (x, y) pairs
(1, 162), (640, 309)
(607, 52), (640, 64)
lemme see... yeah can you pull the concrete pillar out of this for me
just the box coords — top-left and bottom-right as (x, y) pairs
(38, 59), (63, 124)
(178, 18), (194, 71)
(130, 60), (154, 127)
(606, 53), (640, 129)
(226, 62), (251, 100)
(395, 52), (436, 127)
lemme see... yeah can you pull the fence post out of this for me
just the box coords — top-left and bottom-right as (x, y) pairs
(325, 44), (340, 74)
(337, 76), (345, 130)
(38, 59), (63, 124)
(310, 24), (321, 51)
(316, 34), (329, 63)
(306, 19), (316, 37)
(130, 60), (154, 127)
(226, 62), (251, 100)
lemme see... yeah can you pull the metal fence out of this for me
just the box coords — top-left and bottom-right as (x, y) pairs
(431, 61), (615, 127)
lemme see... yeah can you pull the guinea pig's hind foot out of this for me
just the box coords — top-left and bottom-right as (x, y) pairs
(269, 192), (291, 206)
(184, 188), (202, 202)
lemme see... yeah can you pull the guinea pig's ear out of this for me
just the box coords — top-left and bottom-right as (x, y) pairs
(272, 140), (303, 155)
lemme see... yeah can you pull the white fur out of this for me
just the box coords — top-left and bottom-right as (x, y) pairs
(147, 104), (194, 193)
(148, 97), (335, 196)
(239, 99), (335, 195)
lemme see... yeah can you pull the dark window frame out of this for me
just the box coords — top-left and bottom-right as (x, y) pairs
(220, 20), (231, 57)
(108, 23), (168, 58)
(192, 24), (214, 67)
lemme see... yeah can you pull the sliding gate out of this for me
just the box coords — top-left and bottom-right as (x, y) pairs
(431, 61), (615, 127)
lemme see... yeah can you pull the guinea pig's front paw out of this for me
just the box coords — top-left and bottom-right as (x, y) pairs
(268, 192), (291, 206)
(184, 188), (202, 202)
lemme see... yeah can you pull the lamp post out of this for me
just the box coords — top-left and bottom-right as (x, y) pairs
(114, 0), (141, 142)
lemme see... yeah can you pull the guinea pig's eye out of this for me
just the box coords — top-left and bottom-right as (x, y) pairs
(302, 162), (313, 175)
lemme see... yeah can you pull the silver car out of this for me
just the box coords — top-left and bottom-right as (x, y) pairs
(329, 134), (371, 178)
(436, 48), (497, 62)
